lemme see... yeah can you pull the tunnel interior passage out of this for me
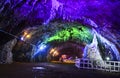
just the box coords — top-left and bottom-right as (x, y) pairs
(48, 41), (85, 61)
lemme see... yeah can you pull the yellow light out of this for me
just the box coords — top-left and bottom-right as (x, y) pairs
(26, 34), (31, 38)
(50, 48), (59, 57)
(24, 32), (27, 35)
(50, 48), (56, 54)
(50, 49), (54, 54)
(53, 51), (59, 57)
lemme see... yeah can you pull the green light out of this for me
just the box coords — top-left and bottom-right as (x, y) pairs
(46, 29), (70, 42)
(45, 24), (93, 44)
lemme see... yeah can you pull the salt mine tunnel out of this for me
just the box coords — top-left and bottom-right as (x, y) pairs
(0, 0), (120, 64)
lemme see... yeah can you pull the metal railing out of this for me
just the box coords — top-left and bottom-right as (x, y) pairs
(75, 58), (120, 72)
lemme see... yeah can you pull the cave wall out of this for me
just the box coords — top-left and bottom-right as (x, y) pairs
(0, 0), (120, 32)
(0, 39), (17, 64)
(0, 0), (120, 63)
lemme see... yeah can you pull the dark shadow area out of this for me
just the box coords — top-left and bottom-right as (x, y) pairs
(0, 62), (120, 78)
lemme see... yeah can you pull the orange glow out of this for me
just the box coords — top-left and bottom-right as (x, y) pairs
(24, 32), (27, 35)
(50, 48), (59, 57)
(53, 51), (59, 56)
(61, 55), (67, 59)
(26, 34), (31, 38)
(50, 48), (55, 54)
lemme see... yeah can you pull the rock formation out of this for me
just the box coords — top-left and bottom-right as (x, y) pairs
(0, 39), (17, 64)
(83, 33), (105, 66)
(0, 0), (120, 63)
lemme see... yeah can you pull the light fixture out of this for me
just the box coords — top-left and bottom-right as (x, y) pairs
(24, 32), (27, 35)
(20, 37), (24, 41)
(26, 34), (31, 38)
(106, 57), (110, 61)
(53, 51), (59, 57)
(49, 48), (59, 57)
(38, 44), (47, 50)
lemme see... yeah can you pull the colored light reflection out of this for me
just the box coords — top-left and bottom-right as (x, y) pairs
(50, 48), (59, 57)
(38, 44), (46, 50)
(46, 26), (93, 43)
(32, 43), (47, 57)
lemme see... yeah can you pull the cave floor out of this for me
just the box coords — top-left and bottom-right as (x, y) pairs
(0, 62), (120, 78)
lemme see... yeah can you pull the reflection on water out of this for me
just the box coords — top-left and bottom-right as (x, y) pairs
(32, 66), (74, 78)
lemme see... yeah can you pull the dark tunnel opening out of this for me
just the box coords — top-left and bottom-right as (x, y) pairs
(47, 41), (85, 62)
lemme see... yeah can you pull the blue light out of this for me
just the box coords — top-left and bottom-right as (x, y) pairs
(21, 37), (24, 41)
(38, 44), (46, 50)
(32, 43), (47, 57)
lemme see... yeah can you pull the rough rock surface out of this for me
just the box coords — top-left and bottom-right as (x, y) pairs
(0, 0), (120, 62)
(83, 34), (105, 66)
(0, 0), (120, 33)
(0, 39), (17, 64)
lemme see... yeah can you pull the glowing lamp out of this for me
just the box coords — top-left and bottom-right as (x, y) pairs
(53, 51), (59, 57)
(50, 48), (56, 54)
(24, 32), (27, 35)
(39, 44), (46, 50)
(26, 34), (31, 38)
(21, 37), (24, 41)
(106, 57), (110, 61)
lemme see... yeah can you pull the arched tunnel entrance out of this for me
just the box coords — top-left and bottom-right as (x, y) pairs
(47, 41), (85, 63)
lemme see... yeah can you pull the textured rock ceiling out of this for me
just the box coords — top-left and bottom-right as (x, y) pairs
(0, 0), (120, 32)
(0, 0), (120, 47)
(0, 0), (120, 63)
